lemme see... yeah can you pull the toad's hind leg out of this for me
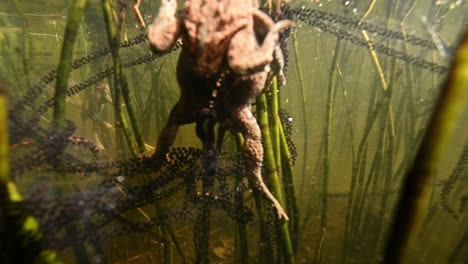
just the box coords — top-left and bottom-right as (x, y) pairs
(196, 113), (218, 176)
(152, 97), (196, 168)
(231, 107), (289, 221)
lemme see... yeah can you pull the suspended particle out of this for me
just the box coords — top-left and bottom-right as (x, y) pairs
(116, 176), (125, 183)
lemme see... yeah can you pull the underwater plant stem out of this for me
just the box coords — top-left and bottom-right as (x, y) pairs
(0, 83), (62, 263)
(358, 0), (396, 139)
(162, 226), (173, 264)
(54, 0), (88, 133)
(449, 222), (468, 263)
(102, 0), (137, 156)
(394, 14), (418, 186)
(292, 29), (309, 201)
(257, 94), (295, 264)
(236, 131), (270, 262)
(269, 78), (281, 173)
(49, 3), (91, 262)
(0, 16), (23, 94)
(279, 118), (299, 251)
(272, 76), (300, 251)
(102, 0), (116, 43)
(164, 223), (187, 263)
(116, 5), (146, 154)
(113, 4), (137, 156)
(0, 84), (8, 183)
(356, 140), (381, 231)
(153, 200), (188, 264)
(195, 182), (213, 264)
(359, 31), (395, 137)
(314, 228), (327, 264)
(345, 3), (396, 261)
(384, 30), (468, 264)
(12, 0), (31, 89)
(342, 66), (393, 264)
(234, 133), (249, 263)
(321, 38), (341, 229)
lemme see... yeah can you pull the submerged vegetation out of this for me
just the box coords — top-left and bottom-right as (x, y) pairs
(0, 0), (467, 263)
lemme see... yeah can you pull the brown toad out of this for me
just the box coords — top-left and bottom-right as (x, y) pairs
(148, 0), (293, 220)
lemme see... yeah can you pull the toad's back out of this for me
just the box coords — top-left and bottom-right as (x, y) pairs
(181, 0), (254, 76)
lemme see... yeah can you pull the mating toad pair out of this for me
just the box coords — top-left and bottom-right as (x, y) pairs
(148, 0), (293, 221)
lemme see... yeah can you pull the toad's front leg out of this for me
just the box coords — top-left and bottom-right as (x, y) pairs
(148, 0), (181, 52)
(231, 107), (289, 221)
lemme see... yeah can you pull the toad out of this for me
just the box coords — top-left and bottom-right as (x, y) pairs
(148, 0), (293, 221)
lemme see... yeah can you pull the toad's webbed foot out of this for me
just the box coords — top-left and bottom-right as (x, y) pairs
(148, 0), (181, 52)
(230, 107), (289, 221)
(254, 172), (290, 221)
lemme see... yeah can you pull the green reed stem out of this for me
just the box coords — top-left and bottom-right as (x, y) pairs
(0, 83), (62, 263)
(165, 223), (187, 263)
(117, 5), (146, 154)
(156, 218), (172, 264)
(269, 78), (281, 174)
(360, 149), (383, 249)
(292, 30), (310, 200)
(398, 2), (418, 187)
(102, 0), (137, 156)
(257, 93), (295, 264)
(52, 2), (91, 262)
(314, 227), (327, 264)
(54, 0), (88, 133)
(373, 86), (397, 260)
(369, 1), (402, 253)
(352, 74), (397, 261)
(321, 38), (340, 229)
(252, 187), (271, 263)
(271, 77), (300, 251)
(162, 226), (173, 264)
(342, 78), (382, 263)
(195, 181), (213, 264)
(77, 20), (92, 138)
(384, 29), (468, 264)
(129, 67), (145, 112)
(336, 62), (355, 163)
(0, 16), (23, 96)
(279, 119), (299, 251)
(153, 200), (188, 264)
(12, 0), (30, 89)
(238, 136), (272, 263)
(448, 221), (468, 263)
(195, 118), (217, 264)
(342, 0), (402, 250)
(356, 140), (381, 231)
(234, 132), (249, 263)
(0, 84), (9, 184)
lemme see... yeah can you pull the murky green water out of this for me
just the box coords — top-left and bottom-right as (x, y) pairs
(1, 0), (467, 263)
